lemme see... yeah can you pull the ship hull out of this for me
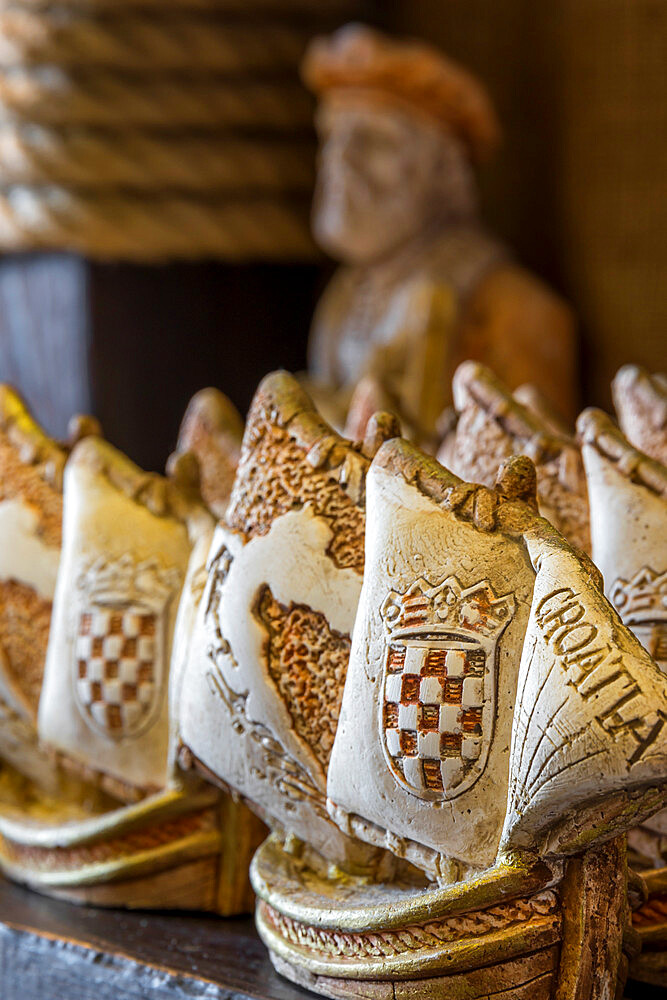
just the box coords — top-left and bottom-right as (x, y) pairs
(251, 834), (633, 1000)
(0, 777), (265, 915)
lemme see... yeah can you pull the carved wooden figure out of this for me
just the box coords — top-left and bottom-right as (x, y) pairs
(579, 406), (667, 987)
(301, 23), (578, 443)
(0, 396), (263, 915)
(437, 361), (590, 553)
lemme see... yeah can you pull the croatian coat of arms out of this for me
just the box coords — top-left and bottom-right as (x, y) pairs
(610, 566), (667, 670)
(379, 576), (515, 801)
(73, 555), (181, 740)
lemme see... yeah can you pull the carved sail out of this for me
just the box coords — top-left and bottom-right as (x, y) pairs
(327, 439), (537, 876)
(179, 372), (396, 870)
(612, 364), (667, 467)
(175, 387), (243, 520)
(0, 386), (66, 790)
(38, 437), (194, 798)
(579, 408), (667, 673)
(439, 362), (590, 553)
(578, 407), (667, 866)
(501, 530), (667, 853)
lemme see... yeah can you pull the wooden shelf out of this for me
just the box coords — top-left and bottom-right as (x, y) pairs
(0, 877), (661, 999)
(0, 876), (308, 1000)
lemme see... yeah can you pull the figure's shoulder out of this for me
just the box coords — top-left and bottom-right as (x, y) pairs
(473, 262), (575, 329)
(459, 261), (578, 418)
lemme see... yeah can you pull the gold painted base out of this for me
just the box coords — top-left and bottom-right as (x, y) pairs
(251, 835), (563, 999)
(0, 768), (266, 915)
(269, 949), (559, 1000)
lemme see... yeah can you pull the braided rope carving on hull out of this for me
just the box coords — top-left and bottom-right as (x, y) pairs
(261, 891), (559, 961)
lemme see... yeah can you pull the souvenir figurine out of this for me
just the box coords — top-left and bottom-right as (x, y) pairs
(252, 434), (667, 999)
(437, 361), (590, 553)
(579, 405), (667, 986)
(179, 371), (405, 876)
(174, 370), (665, 997)
(612, 363), (667, 467)
(301, 23), (577, 444)
(0, 396), (263, 914)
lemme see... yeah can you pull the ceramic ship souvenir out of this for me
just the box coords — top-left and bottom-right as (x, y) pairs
(250, 437), (667, 1000)
(175, 387), (244, 519)
(178, 371), (406, 877)
(0, 418), (262, 914)
(301, 23), (577, 443)
(437, 361), (590, 553)
(612, 363), (667, 467)
(579, 406), (667, 986)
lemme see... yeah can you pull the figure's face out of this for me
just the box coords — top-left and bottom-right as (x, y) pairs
(312, 99), (444, 264)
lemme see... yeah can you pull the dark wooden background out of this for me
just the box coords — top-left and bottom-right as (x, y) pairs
(389, 0), (667, 411)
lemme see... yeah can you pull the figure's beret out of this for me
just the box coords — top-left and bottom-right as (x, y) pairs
(302, 23), (501, 163)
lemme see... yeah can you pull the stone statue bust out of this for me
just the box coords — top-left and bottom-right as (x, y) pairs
(301, 24), (577, 442)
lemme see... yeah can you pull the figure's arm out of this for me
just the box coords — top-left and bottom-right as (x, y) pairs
(308, 274), (458, 442)
(456, 264), (578, 421)
(364, 279), (458, 441)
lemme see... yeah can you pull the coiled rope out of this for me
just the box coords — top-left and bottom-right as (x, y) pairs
(0, 0), (349, 259)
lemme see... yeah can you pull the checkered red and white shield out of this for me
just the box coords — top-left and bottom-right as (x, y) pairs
(381, 638), (490, 800)
(74, 604), (162, 739)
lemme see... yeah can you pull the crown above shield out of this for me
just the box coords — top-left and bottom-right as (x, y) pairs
(380, 576), (515, 640)
(609, 567), (667, 625)
(76, 554), (182, 611)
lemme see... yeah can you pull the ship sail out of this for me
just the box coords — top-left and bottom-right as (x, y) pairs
(327, 436), (667, 876)
(326, 439), (538, 876)
(578, 407), (667, 850)
(178, 372), (386, 871)
(579, 408), (667, 674)
(501, 529), (667, 854)
(38, 437), (192, 795)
